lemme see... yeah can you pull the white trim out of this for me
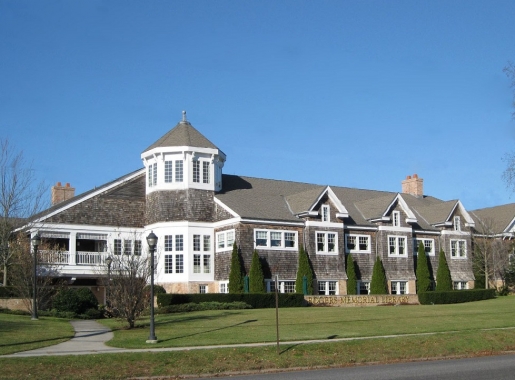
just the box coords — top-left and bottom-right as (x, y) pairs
(308, 186), (349, 217)
(386, 194), (418, 222)
(321, 204), (330, 223)
(213, 197), (239, 218)
(305, 221), (344, 228)
(31, 169), (145, 223)
(296, 211), (318, 218)
(413, 230), (441, 235)
(254, 229), (298, 250)
(450, 239), (467, 259)
(240, 218), (304, 226)
(345, 233), (371, 254)
(315, 231), (338, 255)
(345, 226), (378, 232)
(441, 230), (469, 236)
(378, 226), (412, 232)
(387, 235), (408, 257)
(413, 238), (435, 256)
(216, 229), (235, 252)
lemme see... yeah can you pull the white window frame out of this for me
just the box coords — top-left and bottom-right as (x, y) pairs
(193, 160), (200, 183)
(414, 238), (435, 256)
(321, 204), (330, 222)
(454, 216), (461, 231)
(345, 234), (371, 254)
(450, 239), (467, 258)
(265, 279), (296, 293)
(316, 231), (338, 254)
(318, 280), (338, 295)
(203, 161), (210, 184)
(175, 160), (183, 182)
(388, 236), (407, 257)
(392, 211), (400, 227)
(219, 281), (229, 294)
(199, 284), (208, 294)
(357, 281), (370, 295)
(216, 229), (235, 252)
(391, 280), (408, 294)
(164, 160), (173, 183)
(254, 229), (298, 250)
(453, 281), (468, 290)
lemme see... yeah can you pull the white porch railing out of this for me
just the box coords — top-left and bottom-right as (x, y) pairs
(39, 250), (70, 265)
(76, 251), (105, 265)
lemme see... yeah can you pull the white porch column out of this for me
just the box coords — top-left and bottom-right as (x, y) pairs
(69, 232), (77, 265)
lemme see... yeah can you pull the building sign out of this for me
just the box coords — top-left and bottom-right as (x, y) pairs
(305, 294), (419, 306)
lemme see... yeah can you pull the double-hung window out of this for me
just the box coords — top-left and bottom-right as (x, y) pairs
(216, 230), (235, 252)
(148, 163), (157, 187)
(414, 238), (434, 256)
(318, 281), (337, 295)
(391, 281), (408, 294)
(114, 239), (122, 255)
(203, 161), (210, 184)
(345, 234), (371, 253)
(388, 236), (407, 256)
(164, 161), (173, 183)
(450, 239), (466, 258)
(316, 232), (337, 254)
(254, 229), (297, 250)
(453, 281), (467, 290)
(175, 160), (183, 182)
(164, 235), (184, 274)
(193, 161), (200, 183)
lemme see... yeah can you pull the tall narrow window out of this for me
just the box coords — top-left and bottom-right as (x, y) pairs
(322, 205), (330, 222)
(454, 216), (461, 231)
(152, 163), (157, 186)
(203, 255), (211, 273)
(164, 235), (173, 251)
(203, 161), (210, 184)
(193, 235), (201, 251)
(134, 240), (142, 256)
(393, 211), (400, 227)
(148, 165), (153, 187)
(123, 240), (132, 255)
(114, 239), (122, 255)
(175, 235), (183, 251)
(164, 161), (173, 183)
(175, 160), (183, 182)
(193, 160), (200, 183)
(164, 255), (173, 274)
(193, 254), (201, 273)
(175, 254), (184, 273)
(203, 235), (211, 251)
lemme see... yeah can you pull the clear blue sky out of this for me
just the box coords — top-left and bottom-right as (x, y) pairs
(1, 0), (514, 211)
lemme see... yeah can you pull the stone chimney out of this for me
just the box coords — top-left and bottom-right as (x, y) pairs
(51, 182), (75, 205)
(401, 174), (423, 197)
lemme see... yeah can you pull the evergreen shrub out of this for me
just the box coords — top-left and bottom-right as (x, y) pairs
(418, 289), (496, 305)
(0, 286), (17, 298)
(370, 257), (388, 294)
(157, 293), (305, 308)
(228, 242), (245, 293)
(249, 251), (265, 293)
(416, 242), (432, 292)
(295, 245), (313, 294)
(346, 253), (357, 295)
(435, 250), (453, 291)
(52, 287), (99, 314)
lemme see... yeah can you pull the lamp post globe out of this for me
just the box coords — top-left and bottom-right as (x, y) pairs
(146, 231), (158, 343)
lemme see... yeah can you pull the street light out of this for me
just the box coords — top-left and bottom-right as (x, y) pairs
(146, 231), (158, 343)
(105, 256), (113, 307)
(31, 233), (41, 321)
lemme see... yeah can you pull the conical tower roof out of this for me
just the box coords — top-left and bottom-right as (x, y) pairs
(143, 112), (219, 153)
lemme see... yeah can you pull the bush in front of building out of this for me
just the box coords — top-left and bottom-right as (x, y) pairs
(416, 242), (433, 293)
(346, 253), (357, 295)
(157, 301), (252, 313)
(157, 293), (305, 309)
(295, 245), (313, 295)
(370, 257), (388, 294)
(229, 242), (245, 293)
(436, 249), (453, 291)
(418, 288), (496, 304)
(249, 250), (265, 293)
(52, 287), (99, 315)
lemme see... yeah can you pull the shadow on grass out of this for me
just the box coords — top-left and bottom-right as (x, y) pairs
(0, 335), (74, 348)
(158, 319), (258, 343)
(280, 343), (301, 354)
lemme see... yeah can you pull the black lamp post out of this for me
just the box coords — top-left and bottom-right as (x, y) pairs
(146, 231), (158, 343)
(105, 256), (113, 307)
(31, 233), (41, 320)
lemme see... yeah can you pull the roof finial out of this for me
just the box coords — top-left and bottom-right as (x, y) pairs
(182, 110), (187, 122)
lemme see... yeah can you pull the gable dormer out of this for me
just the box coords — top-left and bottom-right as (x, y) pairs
(141, 112), (226, 193)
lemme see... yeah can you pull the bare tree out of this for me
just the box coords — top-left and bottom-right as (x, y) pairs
(504, 61), (515, 120)
(0, 138), (47, 286)
(8, 233), (62, 312)
(473, 217), (512, 289)
(101, 234), (156, 329)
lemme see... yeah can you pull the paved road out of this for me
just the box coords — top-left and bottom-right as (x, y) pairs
(203, 354), (515, 380)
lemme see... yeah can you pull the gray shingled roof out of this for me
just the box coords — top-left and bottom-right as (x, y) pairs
(354, 194), (397, 220)
(471, 203), (515, 234)
(143, 121), (220, 153)
(410, 200), (457, 226)
(285, 187), (326, 215)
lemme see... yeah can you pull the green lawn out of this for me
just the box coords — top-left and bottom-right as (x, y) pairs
(0, 313), (74, 355)
(100, 297), (515, 348)
(2, 297), (515, 380)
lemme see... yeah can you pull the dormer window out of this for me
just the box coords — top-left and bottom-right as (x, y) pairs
(392, 211), (400, 227)
(454, 216), (461, 231)
(322, 205), (330, 222)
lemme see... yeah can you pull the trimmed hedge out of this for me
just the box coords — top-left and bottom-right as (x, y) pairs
(157, 293), (306, 309)
(418, 289), (496, 305)
(157, 302), (252, 314)
(0, 286), (17, 298)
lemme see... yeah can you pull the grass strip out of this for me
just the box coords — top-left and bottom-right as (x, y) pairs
(1, 329), (515, 380)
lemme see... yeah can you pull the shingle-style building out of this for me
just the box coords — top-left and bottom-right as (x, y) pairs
(28, 113), (477, 299)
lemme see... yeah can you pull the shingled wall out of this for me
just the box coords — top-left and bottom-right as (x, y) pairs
(146, 189), (215, 224)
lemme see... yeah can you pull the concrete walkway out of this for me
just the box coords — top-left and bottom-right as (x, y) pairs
(5, 320), (515, 358)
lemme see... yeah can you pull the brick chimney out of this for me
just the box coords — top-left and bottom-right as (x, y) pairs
(401, 174), (423, 197)
(51, 182), (75, 205)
